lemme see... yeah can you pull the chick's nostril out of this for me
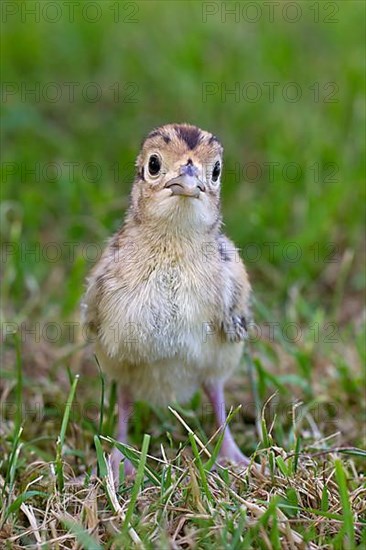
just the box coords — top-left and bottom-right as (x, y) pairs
(180, 163), (198, 177)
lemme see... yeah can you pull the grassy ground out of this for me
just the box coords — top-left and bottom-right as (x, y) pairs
(1, 1), (365, 548)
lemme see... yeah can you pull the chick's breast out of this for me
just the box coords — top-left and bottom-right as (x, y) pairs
(83, 235), (226, 368)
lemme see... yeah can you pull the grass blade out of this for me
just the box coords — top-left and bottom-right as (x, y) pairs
(293, 435), (301, 474)
(55, 374), (79, 492)
(105, 381), (117, 437)
(4, 491), (47, 521)
(104, 437), (161, 486)
(123, 434), (150, 533)
(94, 435), (108, 479)
(205, 405), (241, 471)
(334, 459), (355, 549)
(62, 518), (103, 550)
(321, 485), (329, 512)
(14, 332), (23, 435)
(2, 425), (23, 499)
(188, 432), (213, 504)
(95, 355), (105, 435)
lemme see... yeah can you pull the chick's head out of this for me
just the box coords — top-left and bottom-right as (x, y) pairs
(130, 124), (223, 232)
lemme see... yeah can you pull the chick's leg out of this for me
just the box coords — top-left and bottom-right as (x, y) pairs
(110, 386), (135, 480)
(203, 382), (250, 466)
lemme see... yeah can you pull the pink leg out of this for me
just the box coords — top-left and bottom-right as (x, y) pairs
(203, 382), (250, 467)
(110, 386), (135, 483)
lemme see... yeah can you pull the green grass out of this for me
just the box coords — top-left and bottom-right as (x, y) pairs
(1, 1), (365, 547)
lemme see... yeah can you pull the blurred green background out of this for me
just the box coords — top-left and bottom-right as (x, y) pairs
(1, 0), (365, 324)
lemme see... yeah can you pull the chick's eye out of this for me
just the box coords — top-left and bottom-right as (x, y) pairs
(212, 161), (221, 182)
(148, 154), (161, 176)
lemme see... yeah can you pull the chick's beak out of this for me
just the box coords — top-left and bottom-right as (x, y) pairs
(164, 163), (205, 199)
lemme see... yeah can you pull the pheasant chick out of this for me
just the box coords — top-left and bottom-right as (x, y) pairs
(83, 123), (252, 479)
